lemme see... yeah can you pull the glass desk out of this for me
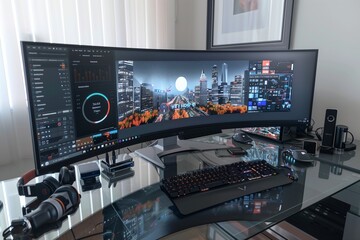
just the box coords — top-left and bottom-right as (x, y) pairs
(0, 133), (359, 239)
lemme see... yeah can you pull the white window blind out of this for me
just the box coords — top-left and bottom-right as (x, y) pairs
(0, 0), (175, 167)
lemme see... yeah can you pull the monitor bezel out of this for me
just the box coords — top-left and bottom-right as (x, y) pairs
(21, 41), (318, 175)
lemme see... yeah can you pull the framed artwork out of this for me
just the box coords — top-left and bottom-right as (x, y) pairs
(207, 0), (294, 50)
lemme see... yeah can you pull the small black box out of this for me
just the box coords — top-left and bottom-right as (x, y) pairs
(303, 140), (319, 155)
(101, 158), (134, 176)
(78, 162), (101, 192)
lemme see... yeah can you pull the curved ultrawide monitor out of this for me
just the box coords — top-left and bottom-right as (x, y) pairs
(21, 42), (317, 174)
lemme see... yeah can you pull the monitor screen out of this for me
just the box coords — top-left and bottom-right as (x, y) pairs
(21, 42), (318, 174)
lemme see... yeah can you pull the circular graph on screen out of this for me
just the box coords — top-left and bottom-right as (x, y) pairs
(82, 92), (110, 124)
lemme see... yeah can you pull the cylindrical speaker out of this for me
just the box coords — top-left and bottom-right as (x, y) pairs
(334, 125), (348, 149)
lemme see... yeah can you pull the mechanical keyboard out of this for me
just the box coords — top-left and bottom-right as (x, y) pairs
(160, 160), (294, 215)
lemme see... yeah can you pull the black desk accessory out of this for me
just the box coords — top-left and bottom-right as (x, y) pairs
(303, 140), (319, 155)
(161, 160), (294, 215)
(227, 147), (247, 155)
(320, 144), (356, 154)
(101, 152), (134, 187)
(282, 149), (314, 163)
(320, 145), (335, 154)
(215, 147), (247, 157)
(334, 125), (356, 151)
(101, 153), (134, 176)
(101, 169), (135, 188)
(232, 131), (253, 144)
(78, 162), (101, 192)
(322, 109), (337, 148)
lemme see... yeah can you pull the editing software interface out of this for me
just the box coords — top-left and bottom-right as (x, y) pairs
(23, 43), (317, 173)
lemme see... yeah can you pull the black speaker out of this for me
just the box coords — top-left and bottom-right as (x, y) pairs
(322, 109), (337, 147)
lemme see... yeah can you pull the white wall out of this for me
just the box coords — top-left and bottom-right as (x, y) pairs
(175, 0), (360, 139)
(175, 0), (207, 50)
(291, 0), (360, 139)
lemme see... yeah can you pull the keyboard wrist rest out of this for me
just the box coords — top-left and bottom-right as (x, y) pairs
(170, 168), (294, 215)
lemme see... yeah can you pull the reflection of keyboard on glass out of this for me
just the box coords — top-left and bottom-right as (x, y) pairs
(160, 160), (294, 215)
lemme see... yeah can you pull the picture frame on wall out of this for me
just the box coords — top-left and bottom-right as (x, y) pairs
(207, 0), (294, 50)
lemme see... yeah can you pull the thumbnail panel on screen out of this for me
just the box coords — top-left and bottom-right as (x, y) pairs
(115, 59), (293, 129)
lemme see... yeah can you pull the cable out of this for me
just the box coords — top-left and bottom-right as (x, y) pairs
(348, 131), (354, 144)
(315, 127), (323, 141)
(308, 118), (315, 133)
(70, 228), (76, 239)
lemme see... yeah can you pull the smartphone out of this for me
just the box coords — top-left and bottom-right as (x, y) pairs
(227, 147), (247, 155)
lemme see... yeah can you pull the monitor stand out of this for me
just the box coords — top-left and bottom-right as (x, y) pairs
(134, 135), (228, 169)
(134, 145), (166, 169)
